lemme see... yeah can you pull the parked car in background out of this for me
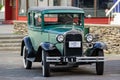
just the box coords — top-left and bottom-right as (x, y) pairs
(21, 6), (106, 77)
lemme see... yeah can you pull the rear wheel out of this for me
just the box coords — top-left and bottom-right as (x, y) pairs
(42, 50), (50, 77)
(96, 50), (104, 75)
(23, 46), (32, 69)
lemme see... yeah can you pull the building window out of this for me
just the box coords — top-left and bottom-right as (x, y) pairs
(97, 0), (113, 17)
(19, 0), (27, 16)
(0, 0), (5, 5)
(28, 0), (38, 8)
(53, 0), (60, 6)
(78, 0), (94, 17)
(19, 0), (38, 16)
(82, 0), (94, 8)
(73, 0), (113, 17)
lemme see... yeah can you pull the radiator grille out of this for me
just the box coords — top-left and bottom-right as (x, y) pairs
(64, 31), (83, 56)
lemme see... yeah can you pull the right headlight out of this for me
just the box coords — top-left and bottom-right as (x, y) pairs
(85, 34), (93, 43)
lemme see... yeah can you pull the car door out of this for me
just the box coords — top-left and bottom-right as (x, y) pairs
(28, 12), (49, 51)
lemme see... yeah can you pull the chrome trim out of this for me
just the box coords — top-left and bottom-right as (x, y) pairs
(46, 56), (104, 62)
(46, 57), (61, 62)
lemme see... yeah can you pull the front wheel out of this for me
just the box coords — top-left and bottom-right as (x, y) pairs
(96, 50), (104, 75)
(23, 46), (32, 69)
(42, 50), (50, 77)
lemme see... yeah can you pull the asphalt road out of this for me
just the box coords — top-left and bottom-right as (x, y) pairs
(0, 51), (120, 80)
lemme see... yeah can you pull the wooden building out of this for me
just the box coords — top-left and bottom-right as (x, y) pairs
(4, 0), (114, 24)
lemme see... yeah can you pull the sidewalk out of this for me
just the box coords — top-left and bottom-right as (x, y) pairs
(0, 24), (14, 34)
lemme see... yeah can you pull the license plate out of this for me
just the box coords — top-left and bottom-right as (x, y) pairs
(69, 41), (81, 48)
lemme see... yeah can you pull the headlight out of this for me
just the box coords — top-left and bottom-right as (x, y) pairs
(85, 34), (93, 43)
(56, 34), (64, 43)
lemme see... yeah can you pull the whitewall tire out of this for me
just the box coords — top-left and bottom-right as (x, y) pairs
(23, 46), (32, 69)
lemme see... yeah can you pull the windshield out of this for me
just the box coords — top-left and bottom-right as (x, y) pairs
(43, 13), (83, 26)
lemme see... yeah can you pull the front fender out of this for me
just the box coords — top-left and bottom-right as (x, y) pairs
(40, 42), (61, 56)
(40, 42), (56, 51)
(85, 42), (107, 56)
(21, 36), (35, 58)
(93, 42), (107, 50)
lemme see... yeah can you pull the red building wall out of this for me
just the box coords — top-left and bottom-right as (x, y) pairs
(85, 17), (109, 24)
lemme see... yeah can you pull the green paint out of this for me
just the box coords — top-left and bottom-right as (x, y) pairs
(27, 7), (89, 53)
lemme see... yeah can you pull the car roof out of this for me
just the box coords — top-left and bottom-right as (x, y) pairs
(28, 6), (84, 14)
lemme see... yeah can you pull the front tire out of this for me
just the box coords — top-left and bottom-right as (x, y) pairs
(23, 46), (32, 69)
(42, 50), (50, 77)
(96, 50), (104, 75)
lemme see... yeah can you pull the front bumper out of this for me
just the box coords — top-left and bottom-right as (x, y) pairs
(46, 56), (104, 63)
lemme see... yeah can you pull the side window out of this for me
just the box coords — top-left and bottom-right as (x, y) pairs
(28, 12), (33, 25)
(34, 13), (41, 27)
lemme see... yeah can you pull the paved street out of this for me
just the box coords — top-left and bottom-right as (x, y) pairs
(0, 51), (120, 80)
(0, 25), (120, 80)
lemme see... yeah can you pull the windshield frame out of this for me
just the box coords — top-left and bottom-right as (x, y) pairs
(42, 13), (84, 28)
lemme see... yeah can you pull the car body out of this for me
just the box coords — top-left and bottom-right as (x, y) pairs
(21, 6), (106, 77)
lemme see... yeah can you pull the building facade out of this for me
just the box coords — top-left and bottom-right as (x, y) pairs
(4, 0), (115, 24)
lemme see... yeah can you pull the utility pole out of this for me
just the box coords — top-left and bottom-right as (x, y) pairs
(94, 0), (97, 17)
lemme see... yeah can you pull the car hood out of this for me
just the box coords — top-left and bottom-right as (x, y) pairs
(44, 26), (83, 34)
(45, 28), (72, 34)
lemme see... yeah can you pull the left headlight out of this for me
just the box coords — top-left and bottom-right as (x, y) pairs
(85, 34), (93, 43)
(56, 34), (64, 43)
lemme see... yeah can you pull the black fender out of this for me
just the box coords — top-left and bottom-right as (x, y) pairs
(21, 36), (35, 58)
(93, 42), (107, 50)
(40, 42), (56, 51)
(85, 42), (107, 56)
(40, 42), (61, 56)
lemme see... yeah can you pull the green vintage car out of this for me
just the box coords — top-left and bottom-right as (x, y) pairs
(21, 6), (106, 77)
